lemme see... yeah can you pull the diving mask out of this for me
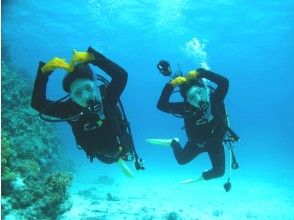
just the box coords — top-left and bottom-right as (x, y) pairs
(186, 85), (209, 109)
(70, 79), (98, 107)
(70, 79), (105, 126)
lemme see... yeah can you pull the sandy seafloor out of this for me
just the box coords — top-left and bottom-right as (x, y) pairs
(58, 162), (294, 220)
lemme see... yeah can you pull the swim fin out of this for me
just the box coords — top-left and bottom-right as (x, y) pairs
(41, 57), (71, 74)
(180, 176), (204, 184)
(145, 138), (179, 146)
(117, 159), (134, 178)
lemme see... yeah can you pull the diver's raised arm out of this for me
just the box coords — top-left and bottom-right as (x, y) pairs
(31, 62), (53, 111)
(197, 68), (229, 102)
(87, 46), (127, 105)
(157, 76), (186, 115)
(31, 61), (69, 118)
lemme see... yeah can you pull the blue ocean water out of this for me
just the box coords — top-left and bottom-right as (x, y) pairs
(2, 0), (294, 219)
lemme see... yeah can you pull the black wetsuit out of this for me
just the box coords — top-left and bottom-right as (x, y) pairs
(157, 68), (229, 180)
(31, 51), (128, 164)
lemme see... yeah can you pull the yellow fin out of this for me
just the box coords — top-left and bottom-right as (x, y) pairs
(41, 57), (71, 73)
(71, 49), (94, 64)
(180, 176), (204, 184)
(145, 138), (179, 146)
(117, 159), (134, 178)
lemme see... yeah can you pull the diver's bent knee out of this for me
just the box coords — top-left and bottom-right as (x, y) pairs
(176, 158), (188, 165)
(215, 169), (225, 178)
(202, 168), (225, 180)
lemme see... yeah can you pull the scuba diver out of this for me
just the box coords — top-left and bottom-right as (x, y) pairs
(147, 60), (239, 188)
(31, 46), (144, 174)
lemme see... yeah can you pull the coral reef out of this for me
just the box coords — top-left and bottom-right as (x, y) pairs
(1, 60), (73, 219)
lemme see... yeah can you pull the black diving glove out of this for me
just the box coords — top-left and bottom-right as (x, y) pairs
(38, 61), (53, 76)
(87, 46), (107, 66)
